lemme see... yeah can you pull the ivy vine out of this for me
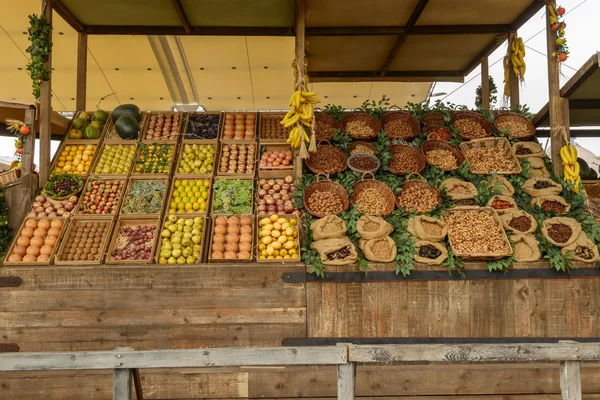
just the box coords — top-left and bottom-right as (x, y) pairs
(25, 13), (53, 100)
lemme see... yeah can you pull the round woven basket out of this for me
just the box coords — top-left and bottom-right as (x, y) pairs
(303, 174), (350, 218)
(314, 109), (341, 142)
(421, 139), (465, 171)
(347, 141), (376, 155)
(421, 111), (446, 127)
(451, 111), (492, 140)
(347, 153), (380, 176)
(425, 126), (452, 141)
(381, 109), (419, 140)
(341, 112), (380, 141)
(305, 140), (347, 175)
(396, 173), (441, 214)
(493, 112), (536, 141)
(351, 172), (396, 217)
(388, 144), (426, 176)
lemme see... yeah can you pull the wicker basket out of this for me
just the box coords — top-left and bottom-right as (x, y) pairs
(493, 112), (536, 141)
(305, 140), (347, 175)
(451, 111), (492, 140)
(421, 111), (446, 127)
(314, 109), (341, 142)
(347, 153), (380, 176)
(388, 144), (426, 176)
(303, 174), (350, 217)
(351, 172), (395, 217)
(0, 169), (19, 186)
(425, 126), (452, 141)
(381, 109), (419, 140)
(421, 138), (465, 171)
(341, 112), (380, 141)
(396, 173), (441, 214)
(460, 137), (522, 175)
(347, 141), (376, 155)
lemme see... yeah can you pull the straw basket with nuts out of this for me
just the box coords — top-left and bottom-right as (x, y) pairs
(351, 172), (395, 217)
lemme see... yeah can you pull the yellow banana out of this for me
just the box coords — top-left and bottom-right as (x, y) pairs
(281, 109), (295, 123)
(304, 96), (321, 104)
(565, 164), (577, 177)
(570, 145), (577, 161)
(511, 54), (522, 68)
(301, 91), (317, 97)
(560, 146), (572, 164)
(288, 90), (299, 107)
(299, 118), (312, 127)
(548, 4), (557, 18)
(574, 162), (581, 176)
(283, 113), (300, 128)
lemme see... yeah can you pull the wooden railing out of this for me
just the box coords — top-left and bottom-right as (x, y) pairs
(1, 342), (596, 400)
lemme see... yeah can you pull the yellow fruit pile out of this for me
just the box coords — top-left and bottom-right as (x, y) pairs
(561, 144), (580, 191)
(503, 36), (525, 97)
(54, 144), (96, 174)
(258, 214), (299, 260)
(281, 90), (321, 149)
(169, 179), (211, 214)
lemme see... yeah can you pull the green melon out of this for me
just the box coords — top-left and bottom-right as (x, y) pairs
(115, 116), (139, 140)
(112, 104), (141, 123)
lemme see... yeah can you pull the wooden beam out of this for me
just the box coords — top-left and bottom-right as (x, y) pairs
(569, 98), (600, 110)
(76, 32), (87, 111)
(113, 369), (133, 400)
(305, 25), (510, 36)
(337, 363), (355, 400)
(14, 107), (37, 225)
(509, 31), (521, 108)
(132, 369), (144, 400)
(412, 24), (511, 35)
(546, 0), (568, 176)
(560, 361), (582, 400)
(52, 0), (84, 32)
(309, 70), (464, 83)
(84, 25), (294, 36)
(481, 57), (490, 109)
(560, 52), (600, 98)
(169, 0), (191, 34)
(38, 0), (52, 186)
(380, 0), (429, 76)
(293, 0), (306, 184)
(511, 0), (546, 30)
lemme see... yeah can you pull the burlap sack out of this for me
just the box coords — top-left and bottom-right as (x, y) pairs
(408, 216), (447, 242)
(414, 240), (448, 265)
(356, 215), (393, 240)
(513, 142), (546, 159)
(511, 234), (542, 262)
(501, 210), (538, 235)
(488, 176), (515, 196)
(522, 177), (562, 197)
(359, 236), (397, 263)
(530, 195), (571, 214)
(310, 236), (358, 265)
(487, 195), (518, 215)
(561, 232), (600, 263)
(440, 178), (478, 200)
(541, 217), (582, 247)
(310, 215), (346, 241)
(526, 157), (551, 178)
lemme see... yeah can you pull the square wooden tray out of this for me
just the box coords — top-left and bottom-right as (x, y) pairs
(216, 141), (258, 177)
(105, 215), (161, 265)
(255, 214), (301, 263)
(140, 111), (185, 142)
(174, 140), (219, 176)
(89, 142), (137, 177)
(50, 140), (100, 177)
(459, 137), (522, 175)
(155, 214), (207, 265)
(183, 112), (222, 140)
(119, 175), (170, 218)
(54, 216), (115, 265)
(257, 143), (294, 179)
(64, 111), (111, 142)
(103, 112), (148, 141)
(221, 112), (258, 141)
(131, 141), (177, 176)
(210, 177), (254, 215)
(258, 112), (292, 144)
(206, 214), (255, 263)
(166, 176), (213, 216)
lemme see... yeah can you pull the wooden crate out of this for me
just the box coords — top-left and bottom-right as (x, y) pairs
(460, 137), (522, 175)
(50, 140), (100, 177)
(119, 175), (170, 218)
(174, 140), (219, 176)
(2, 216), (68, 266)
(210, 177), (254, 215)
(89, 142), (137, 177)
(259, 112), (291, 143)
(254, 172), (297, 214)
(166, 176), (212, 216)
(184, 112), (222, 140)
(74, 177), (127, 218)
(221, 112), (258, 141)
(216, 141), (258, 177)
(257, 143), (294, 179)
(206, 214), (255, 263)
(140, 111), (185, 142)
(155, 214), (207, 265)
(64, 111), (111, 142)
(54, 216), (115, 265)
(103, 112), (148, 141)
(443, 206), (512, 260)
(105, 216), (160, 265)
(131, 141), (177, 176)
(255, 214), (301, 263)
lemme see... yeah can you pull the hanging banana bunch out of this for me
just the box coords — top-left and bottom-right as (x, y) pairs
(504, 36), (526, 98)
(281, 59), (321, 156)
(561, 144), (581, 192)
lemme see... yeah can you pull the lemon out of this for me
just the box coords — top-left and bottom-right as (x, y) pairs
(57, 161), (65, 167)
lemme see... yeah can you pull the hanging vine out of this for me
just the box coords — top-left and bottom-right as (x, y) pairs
(25, 13), (53, 100)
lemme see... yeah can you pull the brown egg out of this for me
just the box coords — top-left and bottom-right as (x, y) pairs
(213, 234), (225, 244)
(7, 254), (22, 263)
(26, 245), (41, 257)
(23, 254), (38, 263)
(17, 236), (30, 247)
(21, 227), (34, 239)
(37, 254), (50, 262)
(224, 251), (238, 259)
(225, 234), (239, 244)
(25, 219), (38, 229)
(240, 216), (253, 226)
(225, 242), (239, 253)
(227, 225), (240, 235)
(215, 216), (227, 226)
(13, 245), (27, 257)
(30, 237), (44, 248)
(237, 251), (251, 259)
(227, 216), (240, 226)
(240, 225), (253, 235)
(239, 242), (252, 253)
(33, 228), (47, 239)
(211, 251), (224, 259)
(240, 233), (252, 244)
(214, 225), (227, 235)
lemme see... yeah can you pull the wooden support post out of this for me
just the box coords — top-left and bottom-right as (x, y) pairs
(132, 368), (144, 400)
(293, 0), (306, 183)
(508, 31), (520, 109)
(113, 369), (133, 400)
(481, 57), (490, 109)
(337, 362), (355, 400)
(38, 0), (53, 186)
(560, 361), (582, 400)
(546, 0), (569, 176)
(76, 32), (87, 111)
(12, 108), (38, 224)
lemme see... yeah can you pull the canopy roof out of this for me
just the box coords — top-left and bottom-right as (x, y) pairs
(533, 53), (600, 127)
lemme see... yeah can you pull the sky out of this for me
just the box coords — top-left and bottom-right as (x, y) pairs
(1, 0), (599, 167)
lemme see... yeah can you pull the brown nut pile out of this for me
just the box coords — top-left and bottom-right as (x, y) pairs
(308, 190), (344, 215)
(547, 224), (572, 243)
(422, 221), (443, 236)
(384, 119), (413, 138)
(447, 212), (510, 255)
(350, 156), (378, 171)
(356, 188), (387, 215)
(260, 115), (289, 140)
(496, 121), (530, 139)
(448, 184), (472, 195)
(59, 220), (110, 262)
(346, 120), (373, 138)
(396, 186), (439, 212)
(308, 149), (345, 173)
(315, 119), (335, 140)
(455, 119), (487, 138)
(371, 238), (393, 259)
(351, 144), (376, 155)
(389, 152), (419, 173)
(426, 149), (457, 170)
(465, 148), (517, 173)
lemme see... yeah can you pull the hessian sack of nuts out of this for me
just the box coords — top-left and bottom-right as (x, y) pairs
(408, 215), (447, 242)
(440, 177), (478, 200)
(512, 142), (546, 159)
(541, 217), (582, 248)
(501, 210), (538, 235)
(526, 157), (551, 178)
(356, 215), (393, 240)
(488, 175), (515, 196)
(310, 236), (358, 266)
(358, 236), (397, 263)
(487, 195), (518, 215)
(561, 232), (600, 263)
(413, 240), (448, 265)
(530, 195), (571, 214)
(310, 215), (346, 241)
(510, 233), (542, 262)
(522, 177), (562, 197)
